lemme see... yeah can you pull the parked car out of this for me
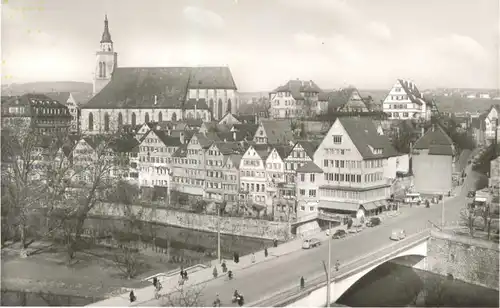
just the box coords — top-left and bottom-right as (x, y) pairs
(390, 229), (406, 241)
(467, 191), (476, 198)
(332, 229), (347, 239)
(366, 217), (382, 227)
(302, 238), (321, 249)
(404, 193), (422, 205)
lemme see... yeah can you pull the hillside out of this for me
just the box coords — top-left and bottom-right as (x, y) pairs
(1, 81), (93, 96)
(433, 96), (497, 113)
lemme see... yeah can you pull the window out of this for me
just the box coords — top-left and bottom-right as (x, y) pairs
(308, 190), (316, 197)
(310, 174), (315, 182)
(300, 189), (305, 196)
(309, 206), (315, 211)
(300, 174), (305, 181)
(300, 206), (305, 211)
(324, 159), (328, 167)
(333, 135), (342, 144)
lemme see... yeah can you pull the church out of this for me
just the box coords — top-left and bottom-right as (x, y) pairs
(81, 16), (239, 134)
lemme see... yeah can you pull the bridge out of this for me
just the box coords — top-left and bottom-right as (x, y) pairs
(249, 229), (430, 307)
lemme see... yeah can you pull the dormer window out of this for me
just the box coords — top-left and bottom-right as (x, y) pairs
(333, 135), (342, 144)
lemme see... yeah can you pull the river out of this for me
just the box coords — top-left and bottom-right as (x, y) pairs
(337, 262), (499, 307)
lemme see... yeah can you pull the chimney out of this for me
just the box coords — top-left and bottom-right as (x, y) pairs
(154, 95), (158, 105)
(233, 131), (237, 140)
(180, 132), (185, 144)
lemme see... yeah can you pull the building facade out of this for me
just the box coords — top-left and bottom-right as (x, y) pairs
(382, 79), (433, 121)
(239, 144), (270, 214)
(313, 117), (397, 218)
(412, 125), (455, 195)
(82, 16), (238, 134)
(1, 94), (71, 134)
(269, 79), (322, 119)
(317, 87), (370, 114)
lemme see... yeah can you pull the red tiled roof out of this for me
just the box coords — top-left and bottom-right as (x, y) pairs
(84, 67), (237, 109)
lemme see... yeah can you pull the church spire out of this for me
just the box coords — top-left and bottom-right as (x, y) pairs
(100, 14), (112, 43)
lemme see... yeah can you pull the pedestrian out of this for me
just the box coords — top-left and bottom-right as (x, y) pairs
(335, 260), (340, 272)
(251, 253), (256, 263)
(300, 276), (305, 289)
(222, 260), (227, 273)
(264, 247), (268, 258)
(152, 277), (158, 288)
(129, 290), (136, 303)
(213, 266), (218, 278)
(273, 238), (278, 248)
(180, 266), (184, 279)
(233, 252), (238, 262)
(235, 252), (240, 263)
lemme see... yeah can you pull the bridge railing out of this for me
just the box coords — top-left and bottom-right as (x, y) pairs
(249, 228), (432, 307)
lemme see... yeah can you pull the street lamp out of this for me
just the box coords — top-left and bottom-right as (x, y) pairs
(322, 221), (332, 307)
(441, 193), (445, 228)
(217, 202), (221, 264)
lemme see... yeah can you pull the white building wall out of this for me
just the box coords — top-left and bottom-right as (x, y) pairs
(239, 146), (269, 211)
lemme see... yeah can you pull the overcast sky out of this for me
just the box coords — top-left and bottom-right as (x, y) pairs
(2, 0), (499, 91)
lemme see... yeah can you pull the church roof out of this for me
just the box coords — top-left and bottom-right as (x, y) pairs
(84, 67), (237, 109)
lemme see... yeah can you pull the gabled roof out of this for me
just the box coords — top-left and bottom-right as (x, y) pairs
(82, 134), (138, 153)
(413, 125), (454, 156)
(2, 93), (71, 118)
(318, 88), (367, 110)
(172, 143), (188, 158)
(253, 144), (272, 161)
(396, 79), (432, 107)
(272, 79), (322, 100)
(212, 141), (244, 155)
(44, 92), (71, 104)
(143, 129), (182, 147)
(297, 161), (323, 173)
(234, 114), (256, 124)
(259, 120), (294, 144)
(228, 154), (242, 168)
(232, 123), (259, 136)
(195, 132), (219, 148)
(272, 145), (293, 160)
(338, 117), (399, 159)
(295, 140), (321, 158)
(84, 67), (237, 109)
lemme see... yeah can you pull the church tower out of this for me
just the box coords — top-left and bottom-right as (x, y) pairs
(93, 15), (117, 95)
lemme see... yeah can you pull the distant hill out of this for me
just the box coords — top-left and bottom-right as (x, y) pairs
(433, 96), (497, 113)
(238, 92), (268, 103)
(1, 81), (93, 96)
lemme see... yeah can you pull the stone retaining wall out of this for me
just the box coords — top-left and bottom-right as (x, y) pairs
(89, 203), (291, 241)
(427, 232), (499, 290)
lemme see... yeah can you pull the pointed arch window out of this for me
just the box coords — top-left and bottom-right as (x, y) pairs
(158, 112), (163, 122)
(104, 112), (110, 131)
(171, 112), (177, 121)
(118, 112), (123, 129)
(228, 98), (232, 113)
(131, 112), (137, 126)
(98, 62), (102, 78)
(209, 99), (214, 112)
(88, 112), (94, 131)
(102, 62), (106, 78)
(217, 99), (223, 120)
(145, 112), (150, 123)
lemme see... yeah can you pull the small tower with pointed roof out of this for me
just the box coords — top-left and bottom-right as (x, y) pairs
(93, 14), (118, 95)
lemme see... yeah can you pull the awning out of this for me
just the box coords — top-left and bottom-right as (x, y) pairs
(362, 201), (378, 211)
(318, 200), (358, 212)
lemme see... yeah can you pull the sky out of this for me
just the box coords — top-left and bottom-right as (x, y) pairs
(1, 0), (499, 92)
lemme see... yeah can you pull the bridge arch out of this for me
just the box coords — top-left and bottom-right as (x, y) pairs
(289, 239), (428, 307)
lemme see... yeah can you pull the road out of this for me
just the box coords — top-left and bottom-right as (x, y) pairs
(143, 163), (477, 307)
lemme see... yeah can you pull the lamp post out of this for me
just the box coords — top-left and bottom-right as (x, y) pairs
(441, 193), (445, 228)
(217, 203), (221, 263)
(322, 221), (332, 307)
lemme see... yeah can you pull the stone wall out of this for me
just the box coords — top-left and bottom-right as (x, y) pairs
(89, 203), (291, 241)
(427, 231), (499, 290)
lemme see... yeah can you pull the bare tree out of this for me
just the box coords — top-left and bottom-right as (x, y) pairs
(45, 132), (138, 262)
(111, 204), (146, 279)
(0, 128), (67, 253)
(460, 207), (476, 237)
(160, 284), (206, 307)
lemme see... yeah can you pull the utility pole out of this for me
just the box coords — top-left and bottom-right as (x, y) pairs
(326, 221), (332, 307)
(217, 203), (221, 263)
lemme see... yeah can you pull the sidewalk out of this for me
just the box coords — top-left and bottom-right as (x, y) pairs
(89, 211), (404, 307)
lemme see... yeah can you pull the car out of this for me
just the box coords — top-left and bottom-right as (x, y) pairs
(366, 217), (382, 227)
(302, 238), (321, 249)
(467, 191), (476, 198)
(332, 229), (347, 239)
(390, 229), (406, 241)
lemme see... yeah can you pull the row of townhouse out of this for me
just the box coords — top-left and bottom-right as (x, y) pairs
(470, 104), (500, 147)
